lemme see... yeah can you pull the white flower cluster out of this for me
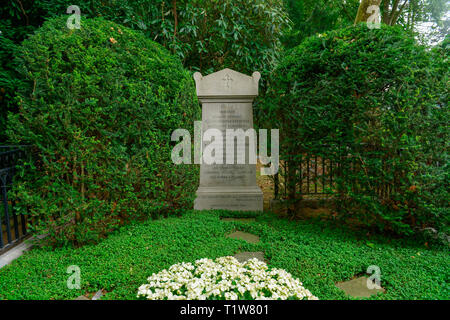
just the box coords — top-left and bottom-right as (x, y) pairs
(137, 256), (318, 300)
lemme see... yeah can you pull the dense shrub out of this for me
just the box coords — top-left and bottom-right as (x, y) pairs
(0, 1), (44, 142)
(259, 24), (449, 236)
(6, 16), (200, 246)
(1, 1), (289, 141)
(1, 0), (290, 75)
(282, 0), (359, 49)
(144, 0), (290, 76)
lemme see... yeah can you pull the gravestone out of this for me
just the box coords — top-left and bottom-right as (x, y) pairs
(336, 276), (386, 298)
(226, 231), (260, 244)
(234, 252), (266, 263)
(193, 68), (263, 211)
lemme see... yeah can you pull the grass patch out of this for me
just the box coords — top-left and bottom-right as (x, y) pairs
(0, 210), (448, 300)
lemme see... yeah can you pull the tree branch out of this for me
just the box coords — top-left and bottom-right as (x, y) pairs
(390, 0), (408, 25)
(15, 0), (29, 25)
(172, 0), (178, 37)
(382, 0), (391, 24)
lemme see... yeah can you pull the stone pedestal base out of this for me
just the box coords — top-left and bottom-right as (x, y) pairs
(194, 187), (263, 211)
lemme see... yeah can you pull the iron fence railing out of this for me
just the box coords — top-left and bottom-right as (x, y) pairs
(273, 143), (400, 200)
(0, 146), (30, 252)
(274, 155), (337, 199)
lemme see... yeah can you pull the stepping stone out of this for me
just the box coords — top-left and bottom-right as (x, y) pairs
(92, 290), (103, 300)
(336, 276), (385, 298)
(222, 218), (256, 223)
(0, 241), (33, 269)
(226, 231), (260, 244)
(234, 251), (266, 263)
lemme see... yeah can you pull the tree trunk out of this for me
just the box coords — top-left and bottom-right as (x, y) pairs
(172, 0), (178, 37)
(382, 0), (391, 24)
(286, 156), (298, 216)
(354, 0), (382, 24)
(389, 0), (408, 25)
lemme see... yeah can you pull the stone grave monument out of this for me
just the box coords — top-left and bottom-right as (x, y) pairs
(193, 68), (263, 211)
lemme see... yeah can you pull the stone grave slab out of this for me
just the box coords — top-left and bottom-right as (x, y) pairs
(336, 276), (385, 298)
(92, 290), (103, 300)
(226, 231), (260, 244)
(234, 251), (266, 263)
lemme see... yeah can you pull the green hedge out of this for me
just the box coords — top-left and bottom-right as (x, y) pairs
(6, 17), (200, 246)
(259, 24), (449, 236)
(0, 1), (290, 142)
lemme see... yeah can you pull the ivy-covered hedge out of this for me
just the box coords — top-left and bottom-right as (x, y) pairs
(6, 17), (200, 246)
(259, 24), (448, 236)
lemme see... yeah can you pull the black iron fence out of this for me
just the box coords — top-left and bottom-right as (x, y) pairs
(274, 154), (337, 199)
(0, 146), (30, 251)
(273, 143), (400, 201)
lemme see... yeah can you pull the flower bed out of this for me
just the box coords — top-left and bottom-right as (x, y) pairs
(137, 256), (318, 300)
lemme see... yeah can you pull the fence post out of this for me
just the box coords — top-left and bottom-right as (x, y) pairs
(274, 172), (279, 199)
(1, 178), (12, 244)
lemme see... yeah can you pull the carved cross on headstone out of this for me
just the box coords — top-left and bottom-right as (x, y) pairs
(222, 74), (233, 88)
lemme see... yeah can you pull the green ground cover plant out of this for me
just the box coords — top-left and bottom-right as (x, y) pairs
(0, 210), (448, 300)
(6, 16), (200, 246)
